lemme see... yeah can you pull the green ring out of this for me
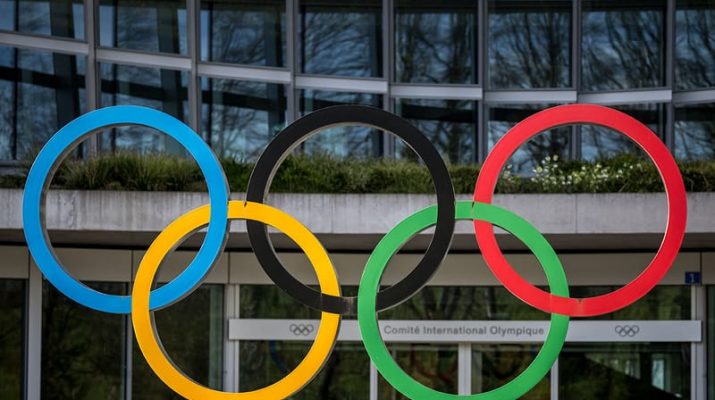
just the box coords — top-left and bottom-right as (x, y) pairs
(357, 201), (570, 400)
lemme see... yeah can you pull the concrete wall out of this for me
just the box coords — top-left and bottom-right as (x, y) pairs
(1, 189), (713, 250)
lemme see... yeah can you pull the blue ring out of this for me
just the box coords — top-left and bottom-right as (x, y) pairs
(22, 106), (229, 314)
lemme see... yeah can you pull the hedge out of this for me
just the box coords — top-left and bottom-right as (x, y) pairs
(1, 153), (714, 193)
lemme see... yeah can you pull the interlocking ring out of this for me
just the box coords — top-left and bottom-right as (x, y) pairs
(22, 106), (229, 314)
(246, 105), (455, 315)
(614, 325), (640, 337)
(23, 104), (688, 400)
(289, 323), (315, 336)
(473, 104), (687, 317)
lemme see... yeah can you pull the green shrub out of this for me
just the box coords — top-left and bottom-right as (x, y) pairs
(4, 152), (715, 193)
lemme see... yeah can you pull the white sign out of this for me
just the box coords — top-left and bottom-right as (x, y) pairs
(228, 319), (701, 343)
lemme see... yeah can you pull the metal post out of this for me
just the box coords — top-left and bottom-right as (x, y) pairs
(84, 0), (99, 157)
(24, 262), (42, 400)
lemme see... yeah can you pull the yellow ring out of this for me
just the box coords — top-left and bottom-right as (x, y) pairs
(131, 201), (341, 400)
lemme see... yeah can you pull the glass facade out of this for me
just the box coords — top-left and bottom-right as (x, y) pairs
(0, 279), (25, 399)
(0, 0), (713, 168)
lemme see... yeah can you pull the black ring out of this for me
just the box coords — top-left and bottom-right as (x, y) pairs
(246, 105), (455, 315)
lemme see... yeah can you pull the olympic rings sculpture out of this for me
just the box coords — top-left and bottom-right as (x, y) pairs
(22, 103), (687, 400)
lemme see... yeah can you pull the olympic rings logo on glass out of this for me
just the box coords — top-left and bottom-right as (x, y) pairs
(22, 104), (687, 400)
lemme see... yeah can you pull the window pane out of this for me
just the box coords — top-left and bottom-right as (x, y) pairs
(488, 0), (571, 89)
(200, 0), (285, 67)
(132, 284), (224, 399)
(472, 344), (549, 399)
(300, 0), (383, 77)
(240, 285), (358, 319)
(300, 90), (383, 158)
(240, 341), (369, 399)
(41, 281), (125, 399)
(581, 103), (665, 160)
(100, 63), (188, 154)
(0, 0), (84, 39)
(560, 343), (690, 399)
(676, 0), (715, 89)
(0, 279), (25, 399)
(708, 286), (715, 400)
(675, 102), (715, 160)
(99, 0), (187, 55)
(488, 104), (571, 174)
(581, 1), (666, 91)
(0, 46), (85, 161)
(378, 344), (458, 398)
(394, 0), (477, 84)
(201, 78), (286, 161)
(572, 286), (691, 320)
(395, 98), (477, 164)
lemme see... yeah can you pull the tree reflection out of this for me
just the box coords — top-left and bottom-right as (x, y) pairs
(300, 1), (382, 77)
(582, 1), (666, 90)
(395, 1), (477, 84)
(676, 0), (715, 89)
(489, 0), (571, 88)
(675, 103), (715, 160)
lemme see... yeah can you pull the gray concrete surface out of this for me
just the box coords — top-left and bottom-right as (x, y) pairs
(0, 189), (713, 250)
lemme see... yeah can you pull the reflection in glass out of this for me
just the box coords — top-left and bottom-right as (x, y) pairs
(0, 45), (85, 161)
(133, 284), (224, 399)
(240, 285), (358, 320)
(708, 286), (715, 400)
(41, 281), (125, 399)
(394, 0), (477, 84)
(488, 0), (571, 88)
(100, 63), (188, 154)
(581, 1), (666, 91)
(560, 343), (690, 399)
(676, 0), (715, 89)
(378, 344), (458, 399)
(99, 0), (187, 54)
(675, 102), (715, 160)
(395, 98), (477, 164)
(0, 0), (84, 39)
(488, 104), (571, 174)
(201, 78), (286, 161)
(300, 0), (382, 77)
(581, 103), (665, 160)
(0, 279), (25, 399)
(200, 0), (285, 67)
(472, 344), (549, 399)
(300, 90), (383, 158)
(572, 286), (690, 320)
(240, 341), (369, 399)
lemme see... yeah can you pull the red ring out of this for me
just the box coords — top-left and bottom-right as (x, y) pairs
(474, 104), (687, 317)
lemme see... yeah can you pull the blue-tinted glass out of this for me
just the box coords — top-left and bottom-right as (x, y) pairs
(488, 104), (571, 174)
(100, 63), (188, 154)
(395, 98), (477, 164)
(560, 343), (690, 399)
(709, 286), (715, 400)
(582, 1), (666, 91)
(581, 103), (665, 160)
(0, 0), (84, 39)
(676, 0), (715, 89)
(133, 284), (224, 399)
(489, 0), (571, 88)
(41, 281), (125, 399)
(395, 0), (477, 84)
(200, 0), (285, 67)
(201, 77), (287, 161)
(0, 46), (85, 161)
(240, 341), (369, 399)
(378, 344), (458, 398)
(99, 0), (187, 55)
(0, 279), (25, 399)
(300, 90), (383, 158)
(675, 102), (715, 160)
(300, 0), (383, 77)
(473, 344), (550, 400)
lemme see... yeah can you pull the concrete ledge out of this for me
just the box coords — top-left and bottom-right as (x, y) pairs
(0, 189), (713, 251)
